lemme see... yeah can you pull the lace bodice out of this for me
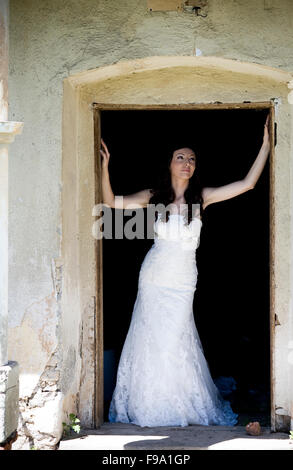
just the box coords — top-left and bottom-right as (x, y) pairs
(154, 213), (202, 251)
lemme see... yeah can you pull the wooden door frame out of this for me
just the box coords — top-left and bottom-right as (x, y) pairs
(93, 101), (276, 429)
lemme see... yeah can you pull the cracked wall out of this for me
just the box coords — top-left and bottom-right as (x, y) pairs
(9, 259), (64, 449)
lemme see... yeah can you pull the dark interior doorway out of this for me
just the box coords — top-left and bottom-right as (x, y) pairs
(101, 107), (271, 426)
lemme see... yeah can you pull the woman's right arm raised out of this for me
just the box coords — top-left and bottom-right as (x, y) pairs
(100, 138), (152, 209)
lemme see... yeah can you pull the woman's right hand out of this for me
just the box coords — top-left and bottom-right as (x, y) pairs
(100, 138), (110, 169)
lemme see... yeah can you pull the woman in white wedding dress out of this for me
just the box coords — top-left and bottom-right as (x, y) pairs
(100, 116), (271, 427)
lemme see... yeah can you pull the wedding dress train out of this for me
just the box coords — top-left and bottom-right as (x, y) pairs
(108, 211), (238, 427)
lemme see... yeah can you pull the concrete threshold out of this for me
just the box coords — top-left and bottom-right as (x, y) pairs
(58, 422), (293, 450)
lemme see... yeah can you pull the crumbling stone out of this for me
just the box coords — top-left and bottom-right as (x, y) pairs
(12, 349), (63, 450)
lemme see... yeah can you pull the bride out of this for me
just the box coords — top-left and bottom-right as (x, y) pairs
(100, 115), (270, 427)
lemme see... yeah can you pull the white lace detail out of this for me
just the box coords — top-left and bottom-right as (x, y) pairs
(109, 214), (238, 427)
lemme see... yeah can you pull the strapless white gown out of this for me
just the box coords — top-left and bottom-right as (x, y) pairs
(108, 213), (238, 427)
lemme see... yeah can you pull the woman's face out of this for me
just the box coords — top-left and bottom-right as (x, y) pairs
(169, 147), (196, 180)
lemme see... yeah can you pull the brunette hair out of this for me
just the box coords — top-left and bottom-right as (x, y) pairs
(148, 145), (204, 225)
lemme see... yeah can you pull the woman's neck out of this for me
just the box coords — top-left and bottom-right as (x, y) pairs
(171, 178), (189, 201)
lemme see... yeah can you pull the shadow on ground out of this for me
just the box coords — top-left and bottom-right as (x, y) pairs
(58, 422), (292, 450)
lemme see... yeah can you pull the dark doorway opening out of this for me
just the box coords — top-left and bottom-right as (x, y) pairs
(101, 107), (271, 427)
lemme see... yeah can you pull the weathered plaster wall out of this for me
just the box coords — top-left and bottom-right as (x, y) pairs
(7, 0), (293, 449)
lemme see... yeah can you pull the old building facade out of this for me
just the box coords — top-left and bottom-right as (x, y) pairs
(0, 0), (293, 449)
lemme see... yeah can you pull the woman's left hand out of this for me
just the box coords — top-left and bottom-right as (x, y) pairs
(263, 114), (270, 149)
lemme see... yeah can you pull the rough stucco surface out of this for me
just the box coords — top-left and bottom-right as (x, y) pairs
(6, 0), (293, 449)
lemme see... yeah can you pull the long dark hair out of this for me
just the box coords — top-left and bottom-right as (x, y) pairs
(149, 144), (204, 225)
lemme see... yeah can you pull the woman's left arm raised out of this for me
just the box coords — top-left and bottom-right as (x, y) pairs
(202, 115), (271, 209)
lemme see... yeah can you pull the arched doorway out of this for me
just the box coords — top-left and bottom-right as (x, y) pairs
(62, 56), (292, 431)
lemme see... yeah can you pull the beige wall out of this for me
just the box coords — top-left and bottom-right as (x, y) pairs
(7, 0), (293, 449)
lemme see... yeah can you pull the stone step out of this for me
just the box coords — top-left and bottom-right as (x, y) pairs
(58, 423), (292, 450)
